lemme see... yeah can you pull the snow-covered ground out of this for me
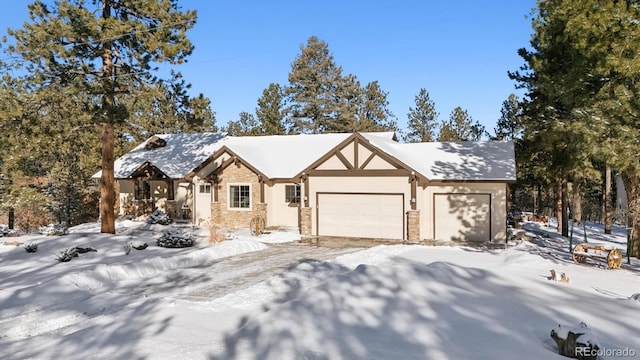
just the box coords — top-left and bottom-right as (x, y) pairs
(1, 220), (639, 359)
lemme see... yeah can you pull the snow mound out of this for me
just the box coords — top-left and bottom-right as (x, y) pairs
(333, 244), (420, 268)
(231, 227), (301, 243)
(62, 239), (267, 291)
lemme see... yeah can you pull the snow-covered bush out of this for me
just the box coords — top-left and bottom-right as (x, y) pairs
(24, 242), (38, 253)
(0, 224), (9, 236)
(56, 247), (79, 262)
(40, 223), (68, 236)
(157, 229), (195, 248)
(146, 210), (173, 225)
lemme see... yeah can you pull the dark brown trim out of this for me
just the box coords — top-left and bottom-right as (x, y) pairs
(306, 169), (410, 177)
(213, 176), (219, 202)
(214, 156), (236, 174)
(334, 150), (354, 169)
(303, 175), (309, 207)
(294, 132), (428, 183)
(410, 175), (417, 210)
(259, 176), (265, 203)
(187, 145), (269, 181)
(432, 192), (492, 241)
(129, 162), (169, 180)
(166, 179), (175, 201)
(353, 137), (359, 169)
(359, 151), (377, 170)
(316, 192), (405, 240)
(297, 134), (359, 178)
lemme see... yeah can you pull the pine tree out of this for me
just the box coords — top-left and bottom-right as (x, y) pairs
(492, 94), (522, 141)
(285, 36), (343, 134)
(256, 83), (286, 135)
(225, 112), (262, 136)
(403, 88), (438, 143)
(359, 81), (398, 132)
(4, 0), (197, 234)
(331, 74), (363, 132)
(438, 107), (485, 142)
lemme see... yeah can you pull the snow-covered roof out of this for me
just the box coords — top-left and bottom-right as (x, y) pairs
(219, 133), (354, 179)
(93, 132), (227, 179)
(99, 131), (514, 182)
(361, 133), (516, 181)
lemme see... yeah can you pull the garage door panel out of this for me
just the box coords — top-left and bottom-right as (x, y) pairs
(434, 194), (490, 242)
(318, 193), (403, 240)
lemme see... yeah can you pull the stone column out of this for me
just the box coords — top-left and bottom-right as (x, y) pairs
(211, 202), (222, 226)
(407, 210), (420, 242)
(300, 207), (312, 237)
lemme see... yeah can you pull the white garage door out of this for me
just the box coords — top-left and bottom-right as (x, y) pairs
(434, 193), (491, 242)
(318, 193), (404, 240)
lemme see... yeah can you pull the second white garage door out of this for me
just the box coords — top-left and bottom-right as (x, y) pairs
(317, 193), (404, 240)
(434, 193), (491, 242)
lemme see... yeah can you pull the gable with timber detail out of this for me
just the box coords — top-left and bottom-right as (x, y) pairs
(310, 136), (406, 175)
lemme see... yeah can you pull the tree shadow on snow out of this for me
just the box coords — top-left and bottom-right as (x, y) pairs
(208, 258), (640, 359)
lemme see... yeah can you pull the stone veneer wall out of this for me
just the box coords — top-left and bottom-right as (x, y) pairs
(407, 210), (420, 242)
(165, 200), (177, 219)
(300, 207), (312, 237)
(212, 162), (262, 229)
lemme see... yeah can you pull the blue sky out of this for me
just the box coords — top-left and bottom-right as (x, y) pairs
(2, 1), (536, 136)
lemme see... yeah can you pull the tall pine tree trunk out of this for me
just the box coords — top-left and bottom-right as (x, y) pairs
(621, 171), (640, 258)
(572, 174), (583, 224)
(561, 178), (568, 236)
(604, 164), (612, 234)
(99, 1), (116, 234)
(556, 178), (569, 236)
(100, 122), (116, 234)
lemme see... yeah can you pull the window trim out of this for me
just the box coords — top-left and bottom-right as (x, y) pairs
(199, 183), (212, 194)
(285, 184), (301, 203)
(228, 183), (252, 211)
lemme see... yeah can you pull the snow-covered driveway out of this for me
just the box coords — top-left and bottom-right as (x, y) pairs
(146, 242), (364, 301)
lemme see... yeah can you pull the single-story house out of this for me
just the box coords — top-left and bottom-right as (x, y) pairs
(94, 131), (516, 242)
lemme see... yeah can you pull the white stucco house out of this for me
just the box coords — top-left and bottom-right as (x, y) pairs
(95, 131), (516, 242)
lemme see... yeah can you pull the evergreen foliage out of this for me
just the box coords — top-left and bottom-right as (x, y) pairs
(285, 36), (343, 134)
(438, 107), (485, 142)
(157, 228), (195, 248)
(146, 210), (172, 225)
(3, 0), (198, 234)
(225, 112), (262, 136)
(359, 81), (398, 133)
(403, 88), (439, 143)
(492, 94), (523, 141)
(256, 83), (286, 135)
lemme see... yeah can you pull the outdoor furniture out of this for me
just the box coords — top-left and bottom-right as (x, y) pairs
(572, 243), (622, 269)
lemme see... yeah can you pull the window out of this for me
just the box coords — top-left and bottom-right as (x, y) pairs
(199, 183), (211, 194)
(229, 184), (251, 209)
(285, 184), (301, 203)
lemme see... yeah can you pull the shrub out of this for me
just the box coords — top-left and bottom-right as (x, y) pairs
(25, 242), (38, 253)
(56, 247), (79, 262)
(157, 229), (194, 248)
(40, 223), (68, 236)
(146, 210), (173, 225)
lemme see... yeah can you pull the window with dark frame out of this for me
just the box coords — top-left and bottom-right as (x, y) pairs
(285, 184), (301, 203)
(229, 185), (250, 209)
(199, 183), (211, 194)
